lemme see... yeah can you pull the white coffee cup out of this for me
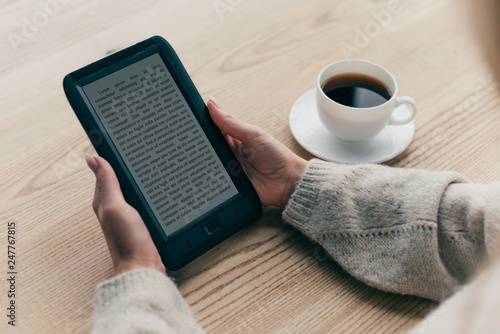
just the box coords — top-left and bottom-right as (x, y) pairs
(316, 59), (417, 142)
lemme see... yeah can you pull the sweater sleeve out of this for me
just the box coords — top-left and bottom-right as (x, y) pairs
(282, 159), (500, 301)
(91, 269), (206, 334)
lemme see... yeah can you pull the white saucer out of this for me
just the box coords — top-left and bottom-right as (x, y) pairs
(289, 88), (415, 164)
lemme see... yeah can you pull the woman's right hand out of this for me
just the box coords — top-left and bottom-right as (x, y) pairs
(207, 97), (307, 208)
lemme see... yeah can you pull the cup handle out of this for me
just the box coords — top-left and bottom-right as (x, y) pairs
(389, 96), (417, 125)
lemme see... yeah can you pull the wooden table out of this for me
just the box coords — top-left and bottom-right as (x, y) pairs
(2, 0), (500, 333)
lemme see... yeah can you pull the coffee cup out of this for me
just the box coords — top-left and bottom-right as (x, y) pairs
(316, 59), (417, 142)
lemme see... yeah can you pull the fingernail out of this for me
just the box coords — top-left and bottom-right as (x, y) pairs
(207, 95), (221, 108)
(85, 154), (98, 172)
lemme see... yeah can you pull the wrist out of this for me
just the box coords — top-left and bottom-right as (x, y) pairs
(114, 260), (166, 276)
(280, 157), (308, 208)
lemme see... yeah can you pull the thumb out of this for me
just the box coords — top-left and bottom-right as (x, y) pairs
(85, 154), (124, 205)
(207, 98), (262, 143)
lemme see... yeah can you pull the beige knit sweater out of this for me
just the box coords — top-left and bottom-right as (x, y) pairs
(91, 159), (500, 333)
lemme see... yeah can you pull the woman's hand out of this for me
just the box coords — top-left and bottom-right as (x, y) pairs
(85, 155), (165, 276)
(207, 97), (307, 208)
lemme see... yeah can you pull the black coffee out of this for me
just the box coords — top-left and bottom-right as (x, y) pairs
(322, 73), (392, 108)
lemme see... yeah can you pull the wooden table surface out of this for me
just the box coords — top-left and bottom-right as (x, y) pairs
(2, 0), (500, 333)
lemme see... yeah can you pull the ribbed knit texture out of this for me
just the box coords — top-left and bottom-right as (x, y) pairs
(92, 269), (205, 334)
(282, 159), (500, 301)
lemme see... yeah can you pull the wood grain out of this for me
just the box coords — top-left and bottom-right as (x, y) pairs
(1, 0), (499, 333)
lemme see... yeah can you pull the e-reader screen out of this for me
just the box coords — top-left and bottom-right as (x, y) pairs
(81, 53), (239, 236)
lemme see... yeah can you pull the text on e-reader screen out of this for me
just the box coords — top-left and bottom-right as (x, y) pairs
(82, 53), (238, 236)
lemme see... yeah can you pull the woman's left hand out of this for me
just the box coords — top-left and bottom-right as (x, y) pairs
(85, 154), (165, 276)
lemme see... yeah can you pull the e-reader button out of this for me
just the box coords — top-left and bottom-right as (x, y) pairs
(205, 220), (221, 235)
(186, 226), (207, 249)
(234, 197), (254, 218)
(217, 206), (239, 229)
(166, 237), (190, 261)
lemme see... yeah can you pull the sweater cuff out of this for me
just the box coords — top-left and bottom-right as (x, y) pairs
(282, 159), (338, 235)
(94, 268), (178, 313)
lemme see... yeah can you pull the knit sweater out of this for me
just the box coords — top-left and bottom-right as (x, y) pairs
(91, 159), (500, 333)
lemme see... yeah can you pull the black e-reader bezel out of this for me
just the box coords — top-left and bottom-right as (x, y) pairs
(63, 36), (261, 270)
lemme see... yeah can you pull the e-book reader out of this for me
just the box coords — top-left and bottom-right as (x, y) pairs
(63, 36), (261, 270)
